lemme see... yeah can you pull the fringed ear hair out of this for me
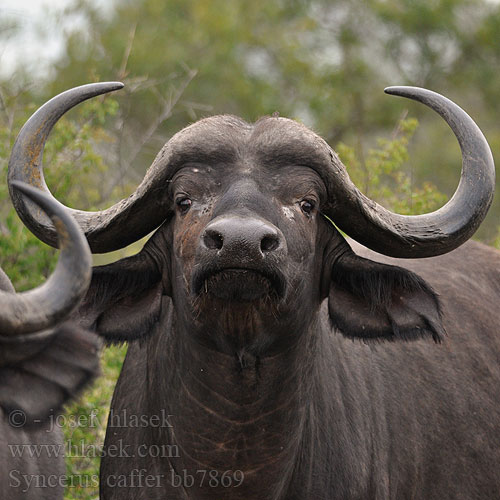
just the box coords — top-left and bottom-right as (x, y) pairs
(328, 252), (445, 342)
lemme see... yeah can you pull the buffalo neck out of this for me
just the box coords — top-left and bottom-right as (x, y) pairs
(144, 297), (328, 498)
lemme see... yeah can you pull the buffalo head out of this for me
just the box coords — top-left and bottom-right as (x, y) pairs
(7, 84), (495, 355)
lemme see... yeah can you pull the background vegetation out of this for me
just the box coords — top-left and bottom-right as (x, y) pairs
(1, 0), (499, 498)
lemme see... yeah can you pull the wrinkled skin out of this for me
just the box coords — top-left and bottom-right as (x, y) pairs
(81, 116), (500, 499)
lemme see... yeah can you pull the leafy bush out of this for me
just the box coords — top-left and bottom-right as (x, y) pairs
(337, 117), (447, 216)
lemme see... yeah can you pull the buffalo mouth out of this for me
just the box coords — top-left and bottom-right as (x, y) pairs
(192, 266), (286, 302)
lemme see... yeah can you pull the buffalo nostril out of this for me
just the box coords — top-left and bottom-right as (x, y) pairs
(261, 234), (280, 253)
(203, 230), (224, 250)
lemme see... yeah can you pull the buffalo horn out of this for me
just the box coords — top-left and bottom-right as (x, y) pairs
(322, 87), (495, 258)
(0, 182), (91, 335)
(8, 82), (172, 253)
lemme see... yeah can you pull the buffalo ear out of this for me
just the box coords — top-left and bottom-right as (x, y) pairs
(328, 253), (445, 342)
(0, 324), (100, 424)
(80, 250), (165, 343)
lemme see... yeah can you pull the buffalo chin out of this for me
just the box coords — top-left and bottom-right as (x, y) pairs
(190, 269), (285, 355)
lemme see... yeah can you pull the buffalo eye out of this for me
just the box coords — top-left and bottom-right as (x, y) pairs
(176, 197), (192, 214)
(299, 199), (316, 216)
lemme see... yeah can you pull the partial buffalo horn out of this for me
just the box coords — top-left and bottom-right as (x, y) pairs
(322, 87), (495, 258)
(8, 82), (172, 253)
(0, 182), (91, 335)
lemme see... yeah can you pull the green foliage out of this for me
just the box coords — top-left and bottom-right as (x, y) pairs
(493, 227), (500, 250)
(337, 117), (447, 215)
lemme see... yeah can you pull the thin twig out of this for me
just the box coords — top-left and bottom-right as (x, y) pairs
(391, 109), (408, 139)
(117, 23), (137, 80)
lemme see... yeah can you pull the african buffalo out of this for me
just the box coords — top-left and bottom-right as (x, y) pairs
(8, 83), (499, 499)
(0, 183), (99, 499)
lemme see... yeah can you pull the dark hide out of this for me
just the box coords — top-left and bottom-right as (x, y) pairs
(81, 115), (500, 500)
(0, 273), (100, 500)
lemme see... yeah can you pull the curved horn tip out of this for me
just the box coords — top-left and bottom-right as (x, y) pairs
(9, 181), (91, 254)
(74, 81), (125, 95)
(10, 181), (61, 218)
(101, 81), (125, 91)
(54, 81), (124, 101)
(384, 85), (417, 97)
(384, 86), (445, 103)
